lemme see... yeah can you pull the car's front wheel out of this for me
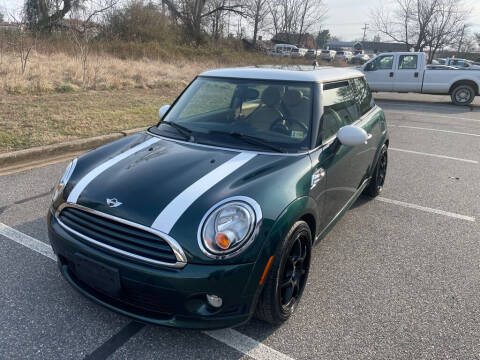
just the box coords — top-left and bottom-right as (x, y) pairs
(255, 221), (312, 325)
(364, 144), (388, 198)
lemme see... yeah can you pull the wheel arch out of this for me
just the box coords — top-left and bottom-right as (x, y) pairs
(449, 79), (479, 95)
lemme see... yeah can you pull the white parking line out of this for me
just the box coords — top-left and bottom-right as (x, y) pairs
(389, 148), (478, 164)
(385, 109), (480, 123)
(0, 223), (56, 260)
(0, 221), (295, 360)
(204, 328), (295, 360)
(376, 197), (476, 222)
(392, 125), (480, 137)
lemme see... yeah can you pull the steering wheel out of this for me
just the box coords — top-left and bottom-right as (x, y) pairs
(270, 118), (308, 134)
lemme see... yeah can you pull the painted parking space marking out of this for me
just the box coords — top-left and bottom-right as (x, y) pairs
(0, 222), (56, 260)
(204, 328), (295, 360)
(390, 124), (480, 137)
(389, 148), (478, 164)
(0, 222), (295, 360)
(376, 197), (476, 222)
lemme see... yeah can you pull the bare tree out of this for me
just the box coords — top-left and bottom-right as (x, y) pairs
(372, 0), (470, 61)
(24, 0), (86, 30)
(245, 0), (269, 46)
(162, 0), (245, 43)
(267, 0), (325, 42)
(476, 33), (480, 48)
(8, 13), (36, 75)
(69, 0), (117, 89)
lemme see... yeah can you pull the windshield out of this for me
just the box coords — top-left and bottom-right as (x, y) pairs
(153, 77), (314, 153)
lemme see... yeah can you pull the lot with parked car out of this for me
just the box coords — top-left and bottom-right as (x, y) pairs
(0, 93), (479, 359)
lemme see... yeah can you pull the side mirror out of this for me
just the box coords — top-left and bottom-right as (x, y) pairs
(364, 62), (373, 71)
(337, 125), (369, 147)
(158, 105), (171, 119)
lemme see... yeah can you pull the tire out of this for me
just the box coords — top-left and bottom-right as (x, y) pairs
(451, 84), (476, 106)
(363, 144), (388, 198)
(255, 221), (312, 325)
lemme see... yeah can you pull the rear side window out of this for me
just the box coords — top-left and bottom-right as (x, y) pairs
(319, 81), (360, 142)
(352, 77), (374, 116)
(398, 55), (418, 69)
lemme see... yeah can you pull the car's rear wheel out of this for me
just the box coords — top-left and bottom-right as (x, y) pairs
(451, 84), (475, 106)
(364, 144), (388, 198)
(255, 221), (312, 325)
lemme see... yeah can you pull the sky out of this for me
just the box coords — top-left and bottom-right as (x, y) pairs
(323, 0), (480, 41)
(1, 0), (480, 42)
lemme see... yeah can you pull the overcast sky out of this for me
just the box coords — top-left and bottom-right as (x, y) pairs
(1, 0), (480, 42)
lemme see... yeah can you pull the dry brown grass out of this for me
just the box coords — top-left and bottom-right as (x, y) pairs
(0, 45), (332, 153)
(1, 51), (217, 95)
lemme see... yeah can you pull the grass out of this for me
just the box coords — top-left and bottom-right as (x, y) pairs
(0, 88), (177, 153)
(0, 39), (343, 153)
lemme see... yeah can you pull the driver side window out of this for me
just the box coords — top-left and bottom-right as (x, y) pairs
(371, 55), (394, 70)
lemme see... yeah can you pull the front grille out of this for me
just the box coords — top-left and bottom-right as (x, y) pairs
(58, 207), (178, 265)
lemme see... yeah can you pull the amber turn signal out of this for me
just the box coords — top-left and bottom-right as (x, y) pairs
(215, 233), (231, 249)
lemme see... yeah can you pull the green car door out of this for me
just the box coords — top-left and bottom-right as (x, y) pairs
(310, 78), (381, 233)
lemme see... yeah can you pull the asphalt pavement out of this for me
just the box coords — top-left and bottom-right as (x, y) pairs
(0, 92), (479, 359)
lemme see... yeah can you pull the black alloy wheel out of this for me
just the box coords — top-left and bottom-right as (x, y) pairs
(278, 232), (310, 314)
(364, 144), (388, 198)
(255, 221), (312, 325)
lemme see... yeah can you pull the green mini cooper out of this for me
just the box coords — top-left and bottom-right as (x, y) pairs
(48, 66), (388, 329)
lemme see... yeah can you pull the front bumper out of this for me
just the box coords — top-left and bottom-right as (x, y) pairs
(48, 212), (258, 329)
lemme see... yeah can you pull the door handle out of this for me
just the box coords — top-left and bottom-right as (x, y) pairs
(389, 72), (394, 77)
(311, 167), (326, 189)
(414, 72), (419, 78)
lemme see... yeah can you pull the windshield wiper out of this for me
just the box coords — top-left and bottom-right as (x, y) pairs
(162, 121), (195, 141)
(209, 130), (285, 153)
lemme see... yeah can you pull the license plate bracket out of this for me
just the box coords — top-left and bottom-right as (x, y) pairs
(73, 253), (121, 296)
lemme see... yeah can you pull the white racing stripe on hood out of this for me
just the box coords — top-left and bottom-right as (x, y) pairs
(67, 137), (160, 203)
(152, 152), (257, 234)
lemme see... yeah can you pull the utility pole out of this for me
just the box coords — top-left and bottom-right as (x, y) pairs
(361, 23), (368, 42)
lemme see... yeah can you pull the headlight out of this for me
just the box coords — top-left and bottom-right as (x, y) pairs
(198, 197), (262, 259)
(51, 158), (77, 202)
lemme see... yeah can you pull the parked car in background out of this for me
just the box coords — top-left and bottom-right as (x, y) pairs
(335, 51), (353, 63)
(305, 49), (318, 58)
(48, 65), (389, 329)
(446, 58), (480, 70)
(352, 53), (371, 64)
(320, 49), (336, 62)
(273, 44), (298, 57)
(291, 48), (307, 57)
(361, 52), (480, 105)
(433, 58), (480, 69)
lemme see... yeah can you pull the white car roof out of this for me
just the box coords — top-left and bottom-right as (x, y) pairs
(200, 66), (364, 83)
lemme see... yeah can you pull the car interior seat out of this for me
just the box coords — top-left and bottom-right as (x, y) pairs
(247, 86), (284, 131)
(282, 89), (310, 130)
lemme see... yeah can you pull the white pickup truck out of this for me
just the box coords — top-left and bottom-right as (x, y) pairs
(361, 52), (480, 105)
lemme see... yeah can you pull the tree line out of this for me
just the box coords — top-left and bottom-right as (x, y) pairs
(1, 0), (478, 55)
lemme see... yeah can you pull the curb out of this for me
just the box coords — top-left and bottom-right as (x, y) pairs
(0, 127), (148, 171)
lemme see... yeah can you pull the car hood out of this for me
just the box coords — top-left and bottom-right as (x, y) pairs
(63, 132), (313, 264)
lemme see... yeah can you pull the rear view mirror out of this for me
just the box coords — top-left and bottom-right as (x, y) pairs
(337, 125), (369, 146)
(158, 105), (171, 119)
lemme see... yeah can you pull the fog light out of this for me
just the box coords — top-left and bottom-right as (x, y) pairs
(206, 294), (223, 308)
